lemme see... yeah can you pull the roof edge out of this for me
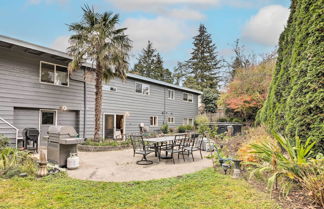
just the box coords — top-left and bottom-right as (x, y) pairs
(0, 34), (202, 95)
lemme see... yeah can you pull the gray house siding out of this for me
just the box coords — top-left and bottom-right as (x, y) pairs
(0, 39), (200, 146)
(0, 47), (85, 145)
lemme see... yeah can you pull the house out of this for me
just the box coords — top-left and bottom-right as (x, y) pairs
(0, 35), (202, 148)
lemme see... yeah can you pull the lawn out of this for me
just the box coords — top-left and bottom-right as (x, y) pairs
(0, 168), (279, 209)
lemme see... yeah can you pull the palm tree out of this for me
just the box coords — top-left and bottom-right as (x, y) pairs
(68, 5), (132, 141)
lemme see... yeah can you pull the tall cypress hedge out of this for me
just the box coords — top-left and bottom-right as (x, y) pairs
(258, 0), (324, 154)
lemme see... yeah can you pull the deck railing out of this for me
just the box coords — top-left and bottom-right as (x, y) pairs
(0, 116), (19, 148)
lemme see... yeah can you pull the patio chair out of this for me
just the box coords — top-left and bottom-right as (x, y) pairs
(130, 135), (154, 165)
(159, 135), (186, 164)
(182, 134), (203, 161)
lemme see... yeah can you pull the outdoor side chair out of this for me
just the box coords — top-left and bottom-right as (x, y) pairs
(159, 135), (186, 164)
(182, 133), (203, 161)
(130, 135), (154, 165)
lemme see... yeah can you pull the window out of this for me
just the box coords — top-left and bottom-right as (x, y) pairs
(183, 118), (193, 125)
(168, 117), (175, 124)
(135, 82), (150, 95)
(40, 62), (69, 86)
(150, 116), (158, 127)
(103, 85), (117, 92)
(183, 93), (193, 102)
(168, 89), (175, 100)
(41, 111), (55, 125)
(40, 63), (54, 84)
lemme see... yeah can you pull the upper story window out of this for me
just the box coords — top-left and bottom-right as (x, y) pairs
(40, 61), (69, 86)
(168, 89), (175, 100)
(183, 93), (193, 102)
(103, 85), (117, 92)
(135, 82), (150, 95)
(150, 116), (158, 127)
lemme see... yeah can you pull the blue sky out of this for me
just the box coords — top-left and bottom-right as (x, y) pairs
(0, 0), (290, 69)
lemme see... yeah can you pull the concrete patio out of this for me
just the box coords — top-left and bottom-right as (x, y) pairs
(67, 149), (212, 182)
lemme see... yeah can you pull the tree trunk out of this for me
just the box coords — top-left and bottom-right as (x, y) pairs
(94, 62), (103, 142)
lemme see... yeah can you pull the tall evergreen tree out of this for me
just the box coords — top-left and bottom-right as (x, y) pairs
(173, 61), (188, 85)
(185, 24), (222, 91)
(132, 41), (173, 83)
(132, 41), (156, 78)
(258, 0), (323, 154)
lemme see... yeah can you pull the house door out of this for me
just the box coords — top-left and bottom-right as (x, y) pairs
(104, 114), (114, 139)
(40, 110), (57, 147)
(103, 114), (125, 139)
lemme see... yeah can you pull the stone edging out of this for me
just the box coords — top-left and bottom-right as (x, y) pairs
(78, 144), (131, 152)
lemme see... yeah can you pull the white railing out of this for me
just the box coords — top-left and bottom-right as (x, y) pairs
(0, 117), (19, 148)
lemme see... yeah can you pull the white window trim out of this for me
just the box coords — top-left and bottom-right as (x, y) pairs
(150, 116), (158, 127)
(183, 93), (193, 103)
(167, 89), (175, 100)
(168, 117), (175, 124)
(135, 82), (150, 95)
(183, 118), (194, 125)
(39, 61), (69, 87)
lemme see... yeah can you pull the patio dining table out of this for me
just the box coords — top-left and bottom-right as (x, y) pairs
(144, 135), (177, 158)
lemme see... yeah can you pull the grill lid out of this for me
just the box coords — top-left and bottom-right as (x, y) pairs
(48, 126), (78, 137)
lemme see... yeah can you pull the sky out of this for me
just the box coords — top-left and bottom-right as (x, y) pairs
(0, 0), (291, 70)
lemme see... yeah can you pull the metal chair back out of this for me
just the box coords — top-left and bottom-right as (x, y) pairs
(130, 135), (147, 154)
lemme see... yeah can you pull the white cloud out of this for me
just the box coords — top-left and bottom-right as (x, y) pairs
(123, 17), (189, 53)
(27, 0), (69, 5)
(106, 0), (219, 12)
(223, 0), (278, 8)
(167, 8), (205, 20)
(242, 5), (289, 46)
(50, 35), (70, 52)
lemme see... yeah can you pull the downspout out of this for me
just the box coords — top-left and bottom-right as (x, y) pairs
(69, 68), (87, 138)
(163, 87), (166, 124)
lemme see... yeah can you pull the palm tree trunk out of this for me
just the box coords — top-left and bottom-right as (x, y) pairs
(94, 62), (103, 142)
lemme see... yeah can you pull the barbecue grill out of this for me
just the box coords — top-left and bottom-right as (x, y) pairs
(47, 126), (84, 167)
(22, 128), (39, 152)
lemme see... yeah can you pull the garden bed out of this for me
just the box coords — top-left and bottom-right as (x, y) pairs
(78, 144), (131, 152)
(78, 139), (132, 152)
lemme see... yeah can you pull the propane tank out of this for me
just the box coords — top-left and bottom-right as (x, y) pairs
(67, 153), (79, 170)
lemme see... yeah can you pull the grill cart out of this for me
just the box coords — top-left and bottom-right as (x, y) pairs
(47, 126), (84, 167)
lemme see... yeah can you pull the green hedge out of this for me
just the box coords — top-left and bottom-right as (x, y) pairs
(257, 0), (324, 154)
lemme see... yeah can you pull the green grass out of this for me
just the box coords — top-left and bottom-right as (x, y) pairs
(0, 168), (279, 209)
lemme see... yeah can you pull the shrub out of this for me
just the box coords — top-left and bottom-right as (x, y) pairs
(237, 126), (274, 162)
(249, 133), (318, 196)
(177, 125), (187, 133)
(160, 124), (169, 134)
(299, 154), (324, 208)
(230, 118), (242, 123)
(185, 125), (194, 131)
(195, 115), (210, 135)
(82, 139), (131, 147)
(0, 147), (37, 178)
(218, 118), (228, 122)
(0, 135), (9, 150)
